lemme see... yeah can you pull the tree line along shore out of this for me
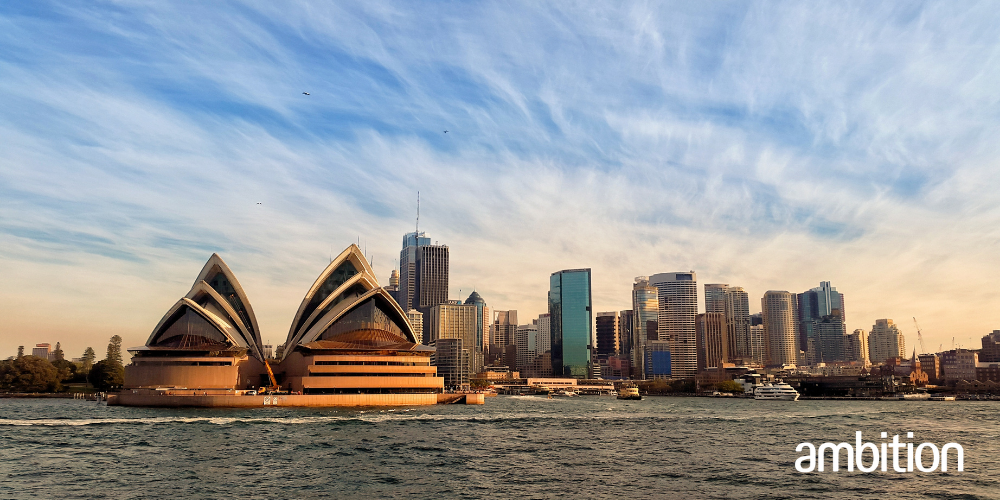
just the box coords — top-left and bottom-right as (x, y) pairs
(1, 336), (125, 393)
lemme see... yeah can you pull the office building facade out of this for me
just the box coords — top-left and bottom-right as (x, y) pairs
(650, 272), (698, 379)
(762, 291), (799, 366)
(595, 311), (620, 359)
(398, 231), (449, 344)
(696, 312), (727, 371)
(631, 277), (658, 379)
(798, 281), (846, 364)
(549, 269), (593, 378)
(868, 319), (905, 365)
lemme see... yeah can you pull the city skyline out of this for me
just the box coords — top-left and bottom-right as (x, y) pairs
(3, 3), (1000, 358)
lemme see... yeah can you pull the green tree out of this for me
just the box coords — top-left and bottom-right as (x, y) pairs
(81, 347), (96, 374)
(92, 336), (126, 391)
(53, 342), (65, 362)
(0, 356), (60, 392)
(89, 360), (124, 391)
(106, 335), (123, 367)
(715, 380), (744, 393)
(17, 346), (24, 359)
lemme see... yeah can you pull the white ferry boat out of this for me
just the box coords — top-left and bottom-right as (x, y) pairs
(753, 382), (800, 401)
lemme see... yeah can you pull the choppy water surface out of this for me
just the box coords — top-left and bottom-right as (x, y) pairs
(2, 396), (997, 499)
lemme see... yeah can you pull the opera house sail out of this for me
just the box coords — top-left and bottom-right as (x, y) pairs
(125, 254), (266, 390)
(119, 245), (445, 407)
(278, 245), (444, 403)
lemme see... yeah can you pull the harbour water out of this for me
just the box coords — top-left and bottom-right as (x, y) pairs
(2, 396), (997, 499)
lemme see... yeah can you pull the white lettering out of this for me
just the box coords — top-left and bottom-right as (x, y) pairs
(941, 443), (964, 472)
(795, 443), (816, 473)
(916, 443), (940, 472)
(856, 432), (879, 473)
(817, 442), (853, 472)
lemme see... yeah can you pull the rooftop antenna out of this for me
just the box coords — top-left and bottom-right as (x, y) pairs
(416, 191), (420, 234)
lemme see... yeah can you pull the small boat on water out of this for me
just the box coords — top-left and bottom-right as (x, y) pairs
(929, 395), (956, 401)
(897, 393), (931, 400)
(753, 383), (799, 401)
(552, 390), (578, 397)
(617, 386), (642, 400)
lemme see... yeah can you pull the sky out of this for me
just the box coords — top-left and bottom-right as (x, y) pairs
(2, 2), (999, 360)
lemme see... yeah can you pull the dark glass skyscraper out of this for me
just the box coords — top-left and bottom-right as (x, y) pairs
(399, 231), (448, 344)
(797, 281), (846, 364)
(549, 269), (593, 378)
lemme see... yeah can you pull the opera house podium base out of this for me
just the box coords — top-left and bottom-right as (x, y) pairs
(110, 389), (442, 407)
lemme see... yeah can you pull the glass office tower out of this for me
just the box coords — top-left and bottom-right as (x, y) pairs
(549, 269), (593, 378)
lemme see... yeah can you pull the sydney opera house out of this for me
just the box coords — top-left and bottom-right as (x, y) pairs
(116, 245), (450, 407)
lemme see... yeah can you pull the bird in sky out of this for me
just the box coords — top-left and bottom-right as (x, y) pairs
(302, 92), (310, 95)
(443, 130), (448, 133)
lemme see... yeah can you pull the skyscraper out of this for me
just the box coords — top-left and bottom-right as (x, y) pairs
(399, 231), (449, 343)
(724, 287), (750, 361)
(492, 310), (518, 346)
(650, 272), (698, 379)
(762, 291), (799, 366)
(514, 323), (539, 371)
(618, 309), (633, 369)
(549, 269), (593, 378)
(704, 284), (728, 314)
(696, 312), (727, 371)
(536, 313), (551, 354)
(464, 291), (489, 374)
(595, 311), (620, 359)
(631, 277), (658, 379)
(429, 301), (478, 378)
(868, 319), (905, 365)
(845, 328), (869, 365)
(798, 281), (846, 364)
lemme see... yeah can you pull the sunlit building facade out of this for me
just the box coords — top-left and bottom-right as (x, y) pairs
(650, 272), (698, 378)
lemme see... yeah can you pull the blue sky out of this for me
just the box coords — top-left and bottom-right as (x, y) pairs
(2, 2), (999, 357)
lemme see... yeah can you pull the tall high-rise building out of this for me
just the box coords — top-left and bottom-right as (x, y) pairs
(798, 282), (846, 364)
(631, 277), (658, 379)
(868, 319), (905, 365)
(492, 310), (518, 346)
(406, 309), (424, 344)
(514, 323), (539, 371)
(704, 284), (728, 314)
(595, 311), (620, 359)
(724, 287), (750, 361)
(429, 301), (478, 377)
(464, 291), (489, 373)
(696, 312), (727, 371)
(650, 272), (698, 379)
(845, 328), (869, 365)
(618, 309), (633, 367)
(549, 269), (593, 378)
(812, 312), (846, 363)
(747, 324), (767, 365)
(536, 313), (551, 354)
(398, 231), (449, 343)
(762, 291), (799, 366)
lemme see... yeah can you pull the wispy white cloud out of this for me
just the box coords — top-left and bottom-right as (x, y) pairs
(2, 1), (999, 356)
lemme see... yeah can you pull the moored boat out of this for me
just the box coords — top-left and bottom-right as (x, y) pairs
(753, 382), (799, 401)
(617, 385), (642, 400)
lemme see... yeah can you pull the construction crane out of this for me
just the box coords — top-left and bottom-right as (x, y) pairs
(262, 359), (280, 394)
(912, 317), (928, 354)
